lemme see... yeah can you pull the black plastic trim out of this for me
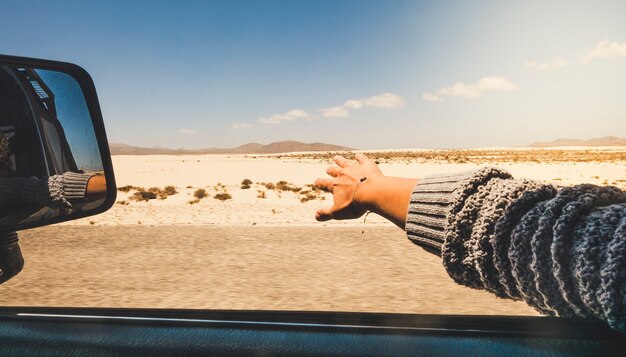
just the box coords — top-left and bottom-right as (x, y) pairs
(0, 54), (117, 233)
(0, 307), (623, 340)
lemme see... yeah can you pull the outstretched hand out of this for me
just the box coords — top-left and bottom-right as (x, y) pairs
(314, 154), (383, 221)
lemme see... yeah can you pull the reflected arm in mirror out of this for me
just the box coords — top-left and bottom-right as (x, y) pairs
(86, 175), (107, 201)
(0, 172), (100, 212)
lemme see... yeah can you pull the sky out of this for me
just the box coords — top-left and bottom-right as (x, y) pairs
(38, 70), (103, 171)
(1, 0), (625, 149)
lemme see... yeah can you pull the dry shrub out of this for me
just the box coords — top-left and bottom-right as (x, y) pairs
(257, 190), (266, 199)
(297, 185), (324, 203)
(130, 190), (157, 201)
(117, 185), (144, 193)
(275, 180), (301, 192)
(279, 149), (626, 165)
(263, 182), (275, 190)
(142, 186), (179, 200)
(163, 185), (178, 195)
(241, 178), (253, 189)
(194, 188), (208, 199)
(188, 198), (200, 205)
(214, 192), (232, 201)
(116, 200), (129, 205)
(299, 190), (319, 203)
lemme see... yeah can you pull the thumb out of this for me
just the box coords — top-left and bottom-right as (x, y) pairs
(315, 206), (334, 221)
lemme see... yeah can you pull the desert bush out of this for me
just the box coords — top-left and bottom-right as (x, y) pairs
(299, 191), (319, 203)
(163, 185), (178, 195)
(194, 188), (208, 199)
(117, 185), (144, 193)
(263, 182), (275, 190)
(275, 181), (301, 192)
(214, 192), (232, 201)
(116, 200), (129, 205)
(240, 178), (253, 189)
(188, 198), (200, 205)
(141, 186), (179, 200)
(130, 190), (157, 201)
(257, 190), (266, 199)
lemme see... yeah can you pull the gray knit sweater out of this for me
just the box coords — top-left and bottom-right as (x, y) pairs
(0, 172), (92, 210)
(405, 168), (626, 333)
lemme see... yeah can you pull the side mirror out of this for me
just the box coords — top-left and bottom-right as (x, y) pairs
(0, 54), (116, 282)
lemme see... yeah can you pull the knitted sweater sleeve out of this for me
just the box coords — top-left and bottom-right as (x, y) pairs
(0, 172), (92, 209)
(405, 167), (626, 333)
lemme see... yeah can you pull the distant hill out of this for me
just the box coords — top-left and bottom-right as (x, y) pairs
(530, 136), (626, 147)
(109, 141), (354, 155)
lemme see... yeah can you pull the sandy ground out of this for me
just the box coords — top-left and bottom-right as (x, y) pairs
(65, 148), (626, 227)
(2, 226), (538, 315)
(1, 147), (624, 314)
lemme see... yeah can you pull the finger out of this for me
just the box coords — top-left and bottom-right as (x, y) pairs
(315, 206), (334, 221)
(355, 153), (377, 167)
(326, 165), (342, 177)
(314, 178), (335, 193)
(334, 155), (352, 168)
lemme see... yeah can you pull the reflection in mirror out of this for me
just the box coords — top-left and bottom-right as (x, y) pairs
(0, 65), (107, 229)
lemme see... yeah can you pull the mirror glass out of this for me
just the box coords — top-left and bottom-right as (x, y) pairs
(0, 65), (107, 229)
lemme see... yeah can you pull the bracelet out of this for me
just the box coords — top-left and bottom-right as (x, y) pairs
(351, 177), (367, 210)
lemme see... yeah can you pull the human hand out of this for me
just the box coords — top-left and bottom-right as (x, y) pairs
(314, 154), (383, 221)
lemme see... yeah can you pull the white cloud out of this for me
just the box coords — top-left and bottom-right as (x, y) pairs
(232, 123), (253, 129)
(524, 57), (568, 70)
(257, 109), (311, 124)
(583, 39), (626, 62)
(320, 92), (405, 118)
(422, 76), (517, 102)
(421, 92), (442, 102)
(178, 128), (195, 135)
(320, 106), (350, 118)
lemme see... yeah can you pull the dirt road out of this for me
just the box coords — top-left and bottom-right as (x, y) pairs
(0, 225), (537, 316)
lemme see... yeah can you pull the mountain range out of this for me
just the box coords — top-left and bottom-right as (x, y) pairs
(529, 136), (626, 147)
(109, 141), (354, 155)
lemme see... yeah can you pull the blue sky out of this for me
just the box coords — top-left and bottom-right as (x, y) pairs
(38, 70), (103, 171)
(1, 0), (625, 149)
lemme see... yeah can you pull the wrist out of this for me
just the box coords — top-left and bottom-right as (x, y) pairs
(353, 174), (384, 212)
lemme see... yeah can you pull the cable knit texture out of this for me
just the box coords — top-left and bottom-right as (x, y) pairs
(0, 172), (91, 209)
(405, 168), (626, 333)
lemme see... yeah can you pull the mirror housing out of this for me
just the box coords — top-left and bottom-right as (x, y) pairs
(0, 54), (116, 282)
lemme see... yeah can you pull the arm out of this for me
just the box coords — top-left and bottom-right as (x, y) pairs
(315, 156), (626, 333)
(406, 168), (626, 332)
(85, 175), (107, 201)
(0, 172), (94, 209)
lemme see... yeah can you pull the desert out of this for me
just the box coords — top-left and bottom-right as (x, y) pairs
(1, 146), (624, 316)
